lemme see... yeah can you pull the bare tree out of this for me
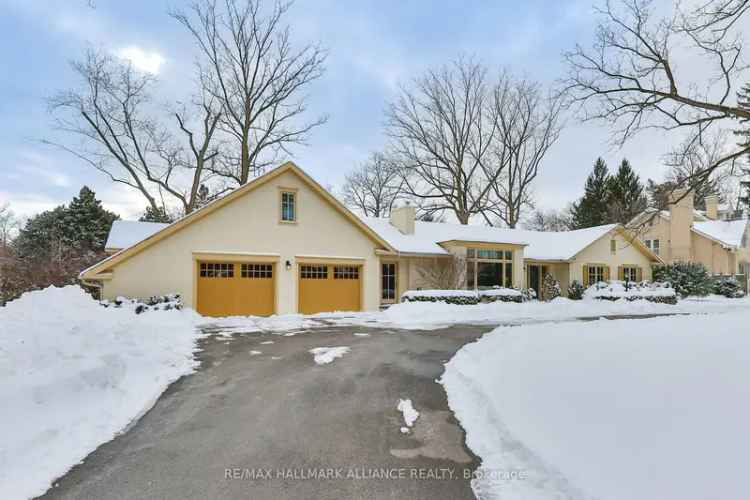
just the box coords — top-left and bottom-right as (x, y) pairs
(523, 208), (573, 232)
(562, 0), (750, 188)
(341, 153), (405, 217)
(48, 50), (224, 215)
(0, 203), (18, 250)
(386, 57), (500, 224)
(483, 77), (563, 228)
(172, 0), (327, 184)
(415, 256), (466, 289)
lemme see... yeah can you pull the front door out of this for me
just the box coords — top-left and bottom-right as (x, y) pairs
(528, 265), (541, 299)
(381, 262), (398, 304)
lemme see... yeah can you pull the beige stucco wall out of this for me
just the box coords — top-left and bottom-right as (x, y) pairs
(636, 215), (740, 275)
(569, 229), (655, 284)
(102, 170), (382, 313)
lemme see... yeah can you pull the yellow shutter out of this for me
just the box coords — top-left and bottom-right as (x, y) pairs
(636, 266), (643, 282)
(582, 265), (589, 286)
(604, 266), (610, 281)
(618, 266), (624, 281)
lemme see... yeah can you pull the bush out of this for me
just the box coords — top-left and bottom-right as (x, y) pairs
(521, 288), (537, 302)
(543, 274), (561, 301)
(568, 280), (585, 300)
(713, 277), (746, 298)
(479, 288), (524, 303)
(652, 262), (713, 298)
(584, 281), (678, 305)
(101, 294), (183, 313)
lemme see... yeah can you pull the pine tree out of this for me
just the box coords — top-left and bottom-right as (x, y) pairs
(607, 159), (647, 224)
(63, 186), (119, 252)
(570, 158), (611, 229)
(139, 206), (173, 223)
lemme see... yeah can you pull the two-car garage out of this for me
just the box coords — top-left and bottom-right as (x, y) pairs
(196, 260), (362, 317)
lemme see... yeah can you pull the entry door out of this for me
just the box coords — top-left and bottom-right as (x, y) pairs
(528, 265), (541, 299)
(381, 262), (398, 304)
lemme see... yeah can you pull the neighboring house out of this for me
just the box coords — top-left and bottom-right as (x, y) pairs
(82, 162), (661, 317)
(628, 190), (750, 286)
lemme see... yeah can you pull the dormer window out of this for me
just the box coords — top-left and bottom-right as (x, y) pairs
(280, 189), (297, 223)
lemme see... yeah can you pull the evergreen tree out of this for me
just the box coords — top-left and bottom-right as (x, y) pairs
(139, 206), (173, 223)
(607, 159), (647, 224)
(63, 186), (119, 252)
(570, 158), (611, 229)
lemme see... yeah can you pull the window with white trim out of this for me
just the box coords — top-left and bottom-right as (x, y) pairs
(466, 248), (514, 289)
(281, 191), (296, 222)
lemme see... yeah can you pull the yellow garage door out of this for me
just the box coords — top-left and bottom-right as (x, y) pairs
(197, 262), (275, 317)
(298, 264), (361, 314)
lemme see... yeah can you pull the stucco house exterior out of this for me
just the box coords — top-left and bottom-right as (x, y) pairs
(82, 162), (661, 316)
(628, 190), (750, 288)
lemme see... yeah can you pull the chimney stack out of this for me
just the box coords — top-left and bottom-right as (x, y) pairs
(704, 194), (719, 220)
(668, 188), (693, 262)
(390, 204), (416, 235)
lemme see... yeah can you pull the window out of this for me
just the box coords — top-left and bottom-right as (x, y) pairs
(381, 263), (397, 300)
(645, 239), (660, 255)
(301, 265), (327, 279)
(622, 265), (638, 282)
(200, 262), (234, 278)
(334, 266), (359, 279)
(587, 265), (605, 286)
(241, 263), (273, 278)
(280, 191), (296, 222)
(610, 239), (617, 255)
(466, 247), (514, 290)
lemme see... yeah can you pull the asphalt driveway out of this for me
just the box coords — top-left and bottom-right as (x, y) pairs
(39, 324), (490, 500)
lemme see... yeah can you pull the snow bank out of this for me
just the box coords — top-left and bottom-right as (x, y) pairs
(442, 310), (750, 500)
(309, 346), (350, 365)
(0, 286), (202, 500)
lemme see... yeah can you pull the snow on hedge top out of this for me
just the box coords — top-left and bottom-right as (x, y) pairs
(105, 220), (169, 250)
(584, 281), (676, 298)
(693, 219), (748, 248)
(402, 289), (478, 298)
(362, 216), (618, 260)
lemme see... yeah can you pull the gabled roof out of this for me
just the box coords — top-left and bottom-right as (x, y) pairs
(81, 162), (396, 279)
(693, 219), (748, 248)
(630, 208), (748, 249)
(105, 220), (169, 251)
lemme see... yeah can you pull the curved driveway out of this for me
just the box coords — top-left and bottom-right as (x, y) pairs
(40, 324), (489, 500)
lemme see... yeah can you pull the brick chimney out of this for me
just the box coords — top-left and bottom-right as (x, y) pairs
(668, 188), (693, 262)
(390, 204), (416, 235)
(704, 194), (719, 220)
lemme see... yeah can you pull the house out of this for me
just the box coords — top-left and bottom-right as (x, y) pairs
(628, 190), (750, 286)
(81, 162), (661, 316)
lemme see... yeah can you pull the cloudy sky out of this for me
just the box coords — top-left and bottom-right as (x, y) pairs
(0, 0), (683, 220)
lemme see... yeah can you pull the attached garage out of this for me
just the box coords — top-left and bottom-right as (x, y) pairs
(197, 261), (275, 317)
(298, 264), (362, 314)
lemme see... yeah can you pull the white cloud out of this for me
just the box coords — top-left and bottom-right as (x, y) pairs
(116, 46), (165, 74)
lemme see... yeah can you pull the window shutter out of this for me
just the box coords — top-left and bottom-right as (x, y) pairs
(618, 266), (624, 281)
(582, 265), (589, 286)
(636, 266), (643, 282)
(604, 266), (610, 281)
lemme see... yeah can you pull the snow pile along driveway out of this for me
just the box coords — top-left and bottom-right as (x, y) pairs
(441, 310), (750, 500)
(309, 346), (350, 365)
(0, 286), (202, 500)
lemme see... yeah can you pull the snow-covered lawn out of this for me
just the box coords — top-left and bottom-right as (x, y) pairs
(441, 309), (750, 500)
(0, 287), (202, 500)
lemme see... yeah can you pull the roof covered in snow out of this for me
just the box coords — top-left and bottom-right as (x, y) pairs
(105, 220), (169, 250)
(693, 219), (748, 248)
(361, 217), (621, 260)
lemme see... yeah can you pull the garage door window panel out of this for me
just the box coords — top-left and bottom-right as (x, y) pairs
(241, 263), (273, 278)
(200, 262), (234, 278)
(301, 265), (328, 279)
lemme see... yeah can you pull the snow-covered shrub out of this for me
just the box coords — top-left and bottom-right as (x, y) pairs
(543, 274), (561, 301)
(101, 294), (183, 314)
(401, 290), (479, 305)
(652, 262), (712, 298)
(713, 277), (746, 298)
(584, 281), (677, 304)
(521, 287), (537, 302)
(479, 288), (523, 304)
(568, 280), (585, 300)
